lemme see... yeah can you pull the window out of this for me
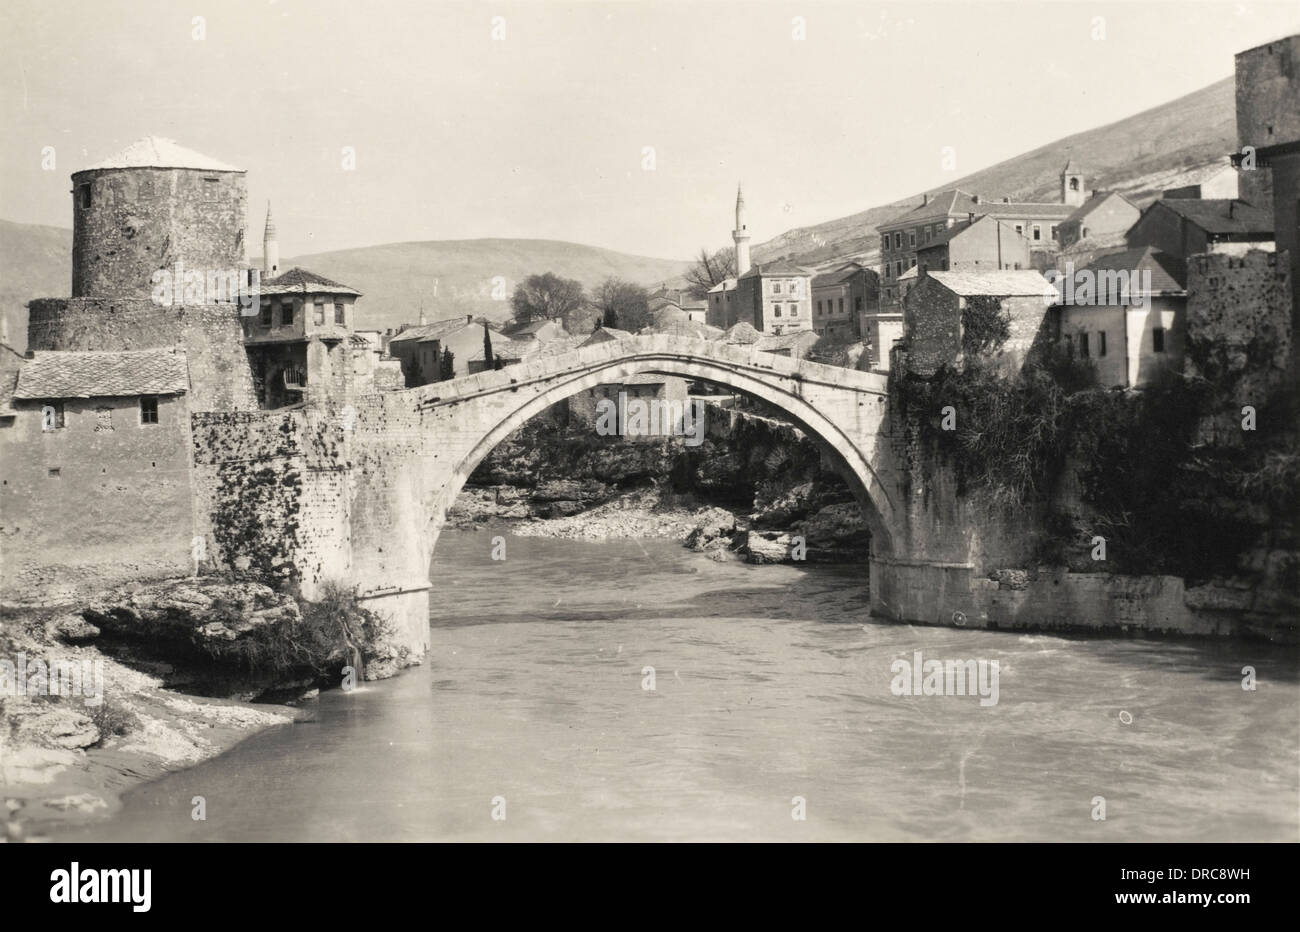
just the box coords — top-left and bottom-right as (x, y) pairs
(1098, 332), (1107, 357)
(1014, 224), (1024, 235)
(816, 301), (823, 315)
(1079, 333), (1090, 357)
(789, 280), (799, 295)
(334, 303), (345, 325)
(909, 258), (916, 268)
(789, 304), (798, 316)
(895, 261), (903, 276)
(882, 235), (889, 253)
(1032, 224), (1042, 241)
(42, 401), (65, 431)
(773, 281), (782, 294)
(838, 298), (845, 314)
(259, 302), (272, 326)
(1153, 327), (1165, 353)
(894, 233), (902, 249)
(773, 305), (783, 317)
(314, 301), (325, 326)
(1050, 225), (1059, 240)
(909, 232), (916, 247)
(76, 183), (91, 209)
(855, 296), (863, 312)
(1070, 177), (1080, 191)
(140, 396), (159, 424)
(281, 301), (295, 325)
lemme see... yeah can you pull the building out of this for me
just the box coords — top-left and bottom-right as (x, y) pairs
(1057, 191), (1141, 250)
(902, 269), (1058, 375)
(1124, 198), (1274, 260)
(811, 262), (878, 339)
(1054, 246), (1188, 388)
(878, 175), (1077, 309)
(706, 277), (738, 329)
(733, 184), (751, 276)
(1, 349), (196, 599)
(648, 286), (708, 324)
(387, 315), (507, 386)
(1232, 34), (1300, 366)
(915, 215), (1033, 274)
(244, 267), (364, 409)
(1162, 159), (1241, 200)
(756, 330), (819, 359)
(733, 260), (814, 335)
(503, 318), (569, 343)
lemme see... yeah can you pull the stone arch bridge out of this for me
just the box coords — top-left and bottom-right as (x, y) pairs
(221, 334), (984, 660)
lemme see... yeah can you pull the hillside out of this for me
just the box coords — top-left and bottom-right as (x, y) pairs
(280, 238), (689, 333)
(752, 76), (1237, 271)
(0, 220), (72, 352)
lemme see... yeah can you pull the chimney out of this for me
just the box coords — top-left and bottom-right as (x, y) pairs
(972, 194), (981, 205)
(968, 212), (975, 223)
(1002, 197), (1010, 204)
(923, 193), (929, 206)
(1229, 200), (1236, 218)
(466, 314), (473, 324)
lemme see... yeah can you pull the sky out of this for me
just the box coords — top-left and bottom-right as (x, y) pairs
(1, 0), (1297, 260)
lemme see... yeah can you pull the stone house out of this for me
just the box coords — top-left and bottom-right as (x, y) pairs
(1124, 198), (1274, 260)
(915, 215), (1034, 274)
(244, 267), (363, 408)
(705, 277), (738, 329)
(1056, 191), (1141, 250)
(0, 349), (195, 599)
(811, 262), (878, 339)
(388, 315), (506, 386)
(733, 260), (814, 335)
(1053, 246), (1188, 388)
(1162, 160), (1240, 201)
(902, 270), (1058, 375)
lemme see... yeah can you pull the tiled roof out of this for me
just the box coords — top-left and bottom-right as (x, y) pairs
(260, 267), (361, 297)
(1064, 191), (1135, 224)
(738, 260), (814, 279)
(467, 337), (535, 362)
(882, 189), (1075, 230)
(580, 327), (634, 347)
(1063, 246), (1187, 299)
(1152, 199), (1273, 236)
(812, 262), (869, 288)
(707, 278), (737, 293)
(722, 321), (763, 344)
(13, 350), (188, 400)
(82, 137), (241, 173)
(925, 270), (1058, 298)
(881, 190), (976, 229)
(531, 336), (585, 358)
(388, 316), (484, 344)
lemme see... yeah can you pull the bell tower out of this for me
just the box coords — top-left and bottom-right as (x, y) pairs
(1060, 159), (1085, 207)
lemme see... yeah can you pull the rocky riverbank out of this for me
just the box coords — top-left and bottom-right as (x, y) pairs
(0, 576), (407, 840)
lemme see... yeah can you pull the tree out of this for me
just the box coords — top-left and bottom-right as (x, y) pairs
(510, 272), (586, 328)
(482, 323), (494, 369)
(439, 347), (455, 381)
(684, 246), (738, 299)
(591, 278), (651, 332)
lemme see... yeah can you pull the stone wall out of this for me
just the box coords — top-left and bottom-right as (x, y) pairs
(71, 166), (247, 300)
(0, 394), (195, 604)
(27, 297), (257, 412)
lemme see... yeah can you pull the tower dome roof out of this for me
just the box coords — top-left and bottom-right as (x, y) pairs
(81, 136), (243, 172)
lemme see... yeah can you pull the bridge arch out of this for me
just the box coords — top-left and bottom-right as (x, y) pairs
(401, 335), (900, 567)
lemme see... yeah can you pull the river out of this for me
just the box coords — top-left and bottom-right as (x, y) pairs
(56, 528), (1299, 842)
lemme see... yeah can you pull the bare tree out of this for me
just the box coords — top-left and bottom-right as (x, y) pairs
(591, 278), (651, 331)
(510, 272), (586, 327)
(684, 246), (738, 299)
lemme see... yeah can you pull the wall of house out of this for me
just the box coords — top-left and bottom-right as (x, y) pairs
(27, 297), (257, 412)
(901, 279), (960, 375)
(1059, 303), (1127, 387)
(1124, 297), (1185, 387)
(0, 394), (195, 603)
(1236, 35), (1300, 208)
(1060, 196), (1141, 248)
(72, 167), (247, 300)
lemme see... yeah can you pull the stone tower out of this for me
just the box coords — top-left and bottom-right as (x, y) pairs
(1060, 159), (1085, 208)
(70, 136), (247, 299)
(733, 183), (752, 276)
(263, 202), (280, 276)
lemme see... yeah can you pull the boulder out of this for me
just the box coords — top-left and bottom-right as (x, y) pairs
(84, 579), (301, 647)
(47, 613), (100, 643)
(18, 708), (99, 750)
(744, 531), (793, 564)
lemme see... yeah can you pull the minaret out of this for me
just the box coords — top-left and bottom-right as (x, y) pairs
(732, 183), (751, 276)
(263, 202), (280, 276)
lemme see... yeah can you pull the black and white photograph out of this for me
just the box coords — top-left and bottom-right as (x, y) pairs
(0, 0), (1297, 878)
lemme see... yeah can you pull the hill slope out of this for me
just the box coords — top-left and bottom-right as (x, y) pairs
(280, 238), (689, 333)
(753, 76), (1237, 270)
(0, 220), (73, 352)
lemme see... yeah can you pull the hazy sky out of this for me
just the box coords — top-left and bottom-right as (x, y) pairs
(1, 0), (1296, 260)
